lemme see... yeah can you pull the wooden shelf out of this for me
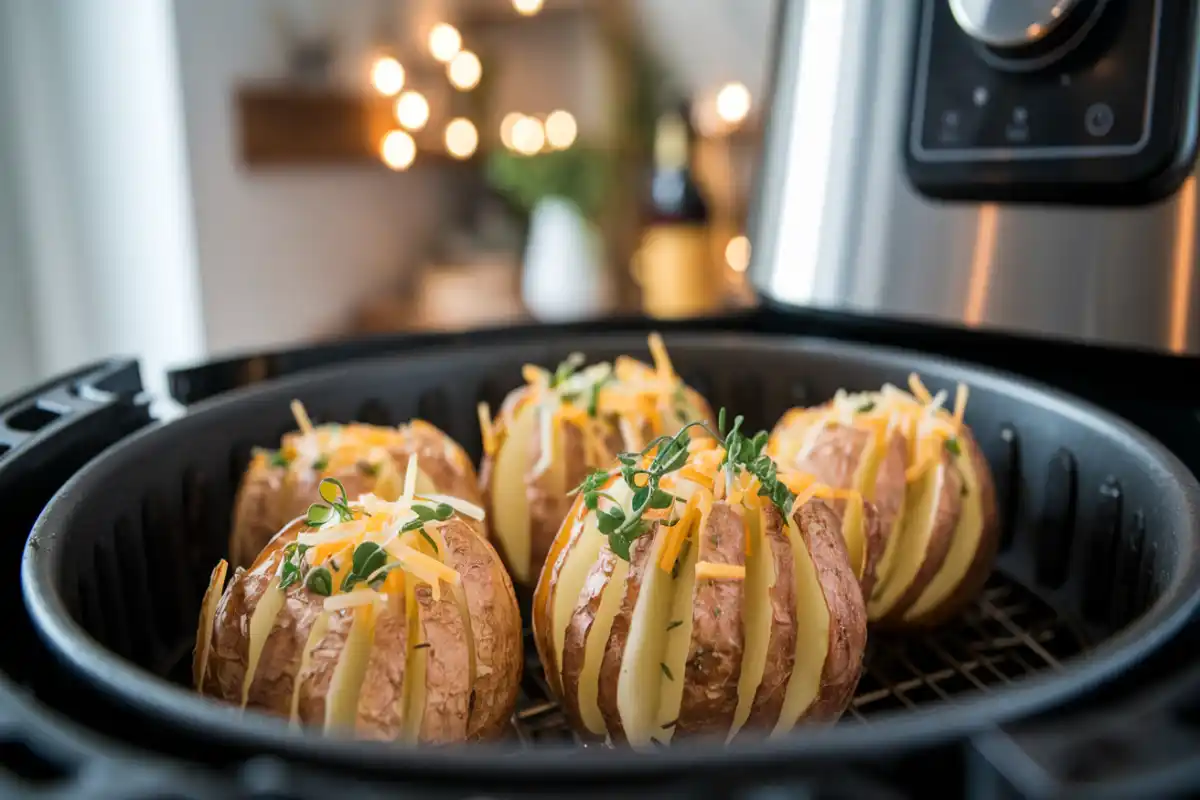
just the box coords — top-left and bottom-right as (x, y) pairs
(236, 84), (487, 168)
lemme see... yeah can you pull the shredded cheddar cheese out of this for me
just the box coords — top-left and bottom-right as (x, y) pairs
(477, 402), (497, 457)
(695, 561), (746, 581)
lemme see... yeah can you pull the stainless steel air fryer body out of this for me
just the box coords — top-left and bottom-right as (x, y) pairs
(750, 0), (1200, 354)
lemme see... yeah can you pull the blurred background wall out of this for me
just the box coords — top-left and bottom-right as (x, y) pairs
(0, 0), (776, 398)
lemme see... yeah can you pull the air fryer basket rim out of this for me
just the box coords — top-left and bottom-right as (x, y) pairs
(21, 332), (1200, 783)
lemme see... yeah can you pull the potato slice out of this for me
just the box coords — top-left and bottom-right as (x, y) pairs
(193, 559), (228, 691)
(903, 430), (998, 625)
(437, 520), (523, 741)
(488, 402), (539, 584)
(655, 524), (700, 745)
(728, 507), (774, 740)
(596, 528), (665, 745)
(793, 500), (867, 721)
(867, 431), (910, 601)
(546, 482), (631, 700)
(325, 603), (379, 733)
(289, 611), (330, 726)
(561, 545), (628, 739)
(675, 505), (746, 741)
(741, 506), (797, 736)
(531, 495), (588, 698)
(872, 454), (963, 623)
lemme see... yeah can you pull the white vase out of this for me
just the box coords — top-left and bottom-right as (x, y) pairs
(521, 197), (613, 322)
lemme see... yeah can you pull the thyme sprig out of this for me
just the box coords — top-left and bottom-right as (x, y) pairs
(571, 409), (796, 562)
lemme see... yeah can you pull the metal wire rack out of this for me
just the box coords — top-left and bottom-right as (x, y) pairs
(508, 572), (1090, 745)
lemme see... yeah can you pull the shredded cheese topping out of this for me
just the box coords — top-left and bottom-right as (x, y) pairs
(488, 333), (705, 477)
(254, 402), (465, 481)
(695, 561), (746, 581)
(278, 454), (473, 604)
(770, 372), (970, 485)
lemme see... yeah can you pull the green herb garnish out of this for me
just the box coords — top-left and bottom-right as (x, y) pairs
(278, 542), (311, 590)
(944, 437), (962, 456)
(660, 663), (674, 681)
(305, 566), (333, 596)
(667, 620), (683, 631)
(570, 409), (795, 563)
(340, 541), (389, 592)
(857, 401), (876, 413)
(305, 478), (354, 527)
(672, 384), (691, 423)
(398, 503), (454, 551)
(550, 352), (586, 388)
(358, 460), (379, 477)
(713, 607), (722, 618)
(311, 455), (329, 472)
(586, 372), (614, 418)
(268, 449), (291, 469)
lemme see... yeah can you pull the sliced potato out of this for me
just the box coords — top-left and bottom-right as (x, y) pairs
(560, 545), (628, 739)
(654, 524), (701, 744)
(596, 529), (662, 745)
(193, 558), (228, 691)
(872, 453), (963, 625)
(788, 499), (867, 722)
(485, 399), (540, 584)
(740, 505), (796, 737)
(901, 429), (999, 626)
(201, 504), (520, 745)
(675, 505), (746, 741)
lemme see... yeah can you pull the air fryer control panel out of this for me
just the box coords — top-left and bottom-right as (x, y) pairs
(905, 0), (1200, 203)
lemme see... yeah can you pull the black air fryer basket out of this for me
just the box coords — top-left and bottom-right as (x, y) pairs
(16, 332), (1200, 795)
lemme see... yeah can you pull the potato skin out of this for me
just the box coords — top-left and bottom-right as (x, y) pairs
(229, 421), (481, 568)
(530, 496), (589, 699)
(676, 505), (746, 739)
(792, 499), (867, 722)
(901, 428), (999, 628)
(199, 516), (520, 744)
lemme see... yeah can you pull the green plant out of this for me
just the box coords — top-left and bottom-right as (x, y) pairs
(486, 147), (614, 223)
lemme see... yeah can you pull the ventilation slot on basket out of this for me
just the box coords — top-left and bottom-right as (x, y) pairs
(1082, 479), (1123, 627)
(112, 517), (156, 668)
(995, 425), (1021, 553)
(1036, 449), (1078, 589)
(142, 493), (194, 650)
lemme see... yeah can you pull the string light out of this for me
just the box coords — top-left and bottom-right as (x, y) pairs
(716, 82), (752, 125)
(512, 0), (545, 15)
(511, 116), (546, 155)
(380, 130), (416, 171)
(725, 235), (751, 273)
(500, 112), (525, 149)
(370, 56), (405, 96)
(428, 23), (462, 63)
(447, 50), (482, 91)
(544, 110), (577, 149)
(444, 118), (479, 159)
(394, 90), (430, 131)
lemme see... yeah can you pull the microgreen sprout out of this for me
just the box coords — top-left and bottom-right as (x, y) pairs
(570, 409), (795, 562)
(278, 542), (311, 590)
(305, 478), (354, 527)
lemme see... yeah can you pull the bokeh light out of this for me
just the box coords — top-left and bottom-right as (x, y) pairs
(380, 130), (416, 171)
(447, 50), (482, 91)
(370, 56), (405, 96)
(511, 116), (546, 155)
(512, 0), (545, 16)
(545, 110), (577, 150)
(725, 235), (751, 273)
(428, 23), (462, 63)
(444, 118), (479, 160)
(394, 90), (430, 131)
(716, 81), (752, 125)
